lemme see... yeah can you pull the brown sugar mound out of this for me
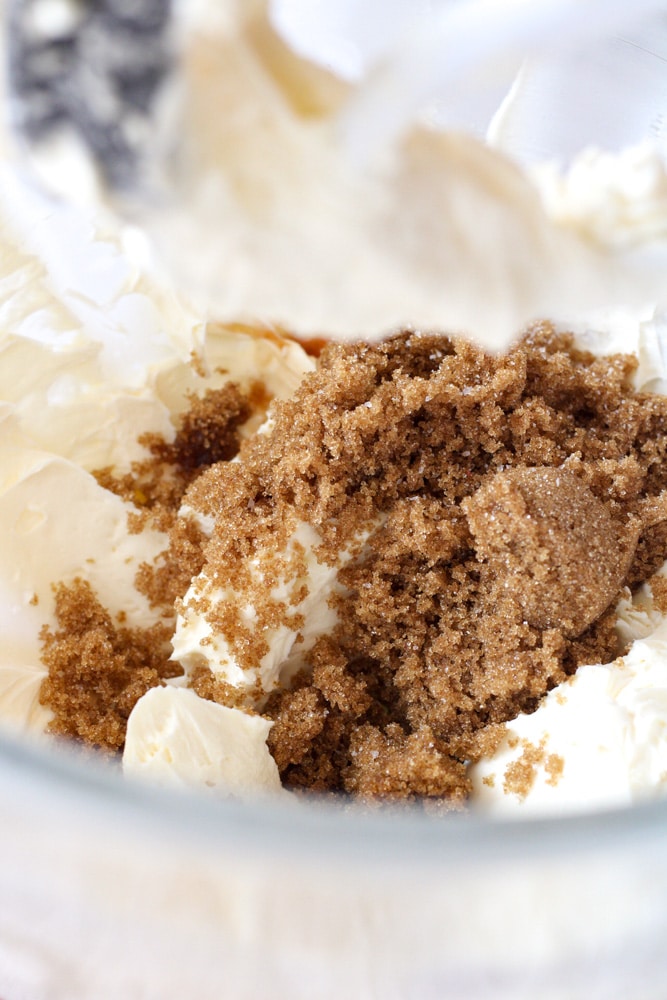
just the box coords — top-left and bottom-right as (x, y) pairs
(462, 467), (640, 636)
(185, 324), (667, 804)
(38, 324), (667, 805)
(40, 580), (181, 752)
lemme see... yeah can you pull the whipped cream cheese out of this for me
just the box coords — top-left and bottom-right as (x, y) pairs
(471, 589), (667, 815)
(171, 501), (380, 709)
(17, 2), (667, 352)
(173, 522), (343, 707)
(139, 12), (667, 347)
(123, 686), (282, 794)
(532, 143), (667, 250)
(140, 35), (667, 353)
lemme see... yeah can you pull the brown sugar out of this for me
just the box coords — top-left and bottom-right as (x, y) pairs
(186, 324), (667, 802)
(95, 382), (253, 534)
(39, 324), (667, 803)
(156, 383), (251, 472)
(650, 573), (667, 615)
(462, 467), (639, 636)
(502, 738), (565, 799)
(135, 515), (207, 614)
(39, 580), (181, 752)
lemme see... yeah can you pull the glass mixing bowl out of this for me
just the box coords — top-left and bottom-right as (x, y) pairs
(4, 4), (667, 999)
(1, 729), (667, 1000)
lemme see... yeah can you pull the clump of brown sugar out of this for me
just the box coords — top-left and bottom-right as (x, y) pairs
(154, 382), (252, 472)
(101, 383), (257, 616)
(40, 579), (181, 752)
(95, 383), (252, 534)
(182, 323), (667, 804)
(462, 466), (640, 637)
(502, 738), (565, 799)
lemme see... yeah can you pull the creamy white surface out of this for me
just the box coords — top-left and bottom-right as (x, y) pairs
(22, 2), (667, 351)
(123, 687), (282, 794)
(173, 521), (363, 707)
(0, 163), (313, 470)
(471, 587), (667, 815)
(144, 29), (667, 352)
(532, 143), (667, 250)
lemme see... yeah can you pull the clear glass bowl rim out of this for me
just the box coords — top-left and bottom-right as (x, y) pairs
(3, 726), (666, 870)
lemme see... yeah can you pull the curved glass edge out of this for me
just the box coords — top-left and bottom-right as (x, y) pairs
(1, 728), (666, 869)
